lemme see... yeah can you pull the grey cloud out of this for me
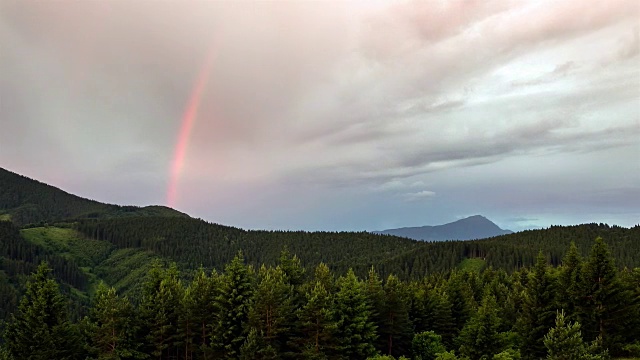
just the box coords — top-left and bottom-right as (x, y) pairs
(403, 190), (436, 202)
(552, 61), (577, 76)
(511, 61), (579, 87)
(507, 217), (540, 223)
(286, 0), (637, 164)
(617, 26), (640, 60)
(1, 0), (638, 230)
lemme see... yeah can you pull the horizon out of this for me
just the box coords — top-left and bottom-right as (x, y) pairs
(3, 165), (638, 234)
(1, 0), (638, 232)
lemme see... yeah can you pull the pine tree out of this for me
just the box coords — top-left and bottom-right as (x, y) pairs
(139, 261), (183, 360)
(365, 266), (386, 354)
(179, 285), (197, 360)
(543, 310), (587, 360)
(380, 275), (412, 357)
(457, 294), (504, 360)
(409, 284), (455, 349)
(558, 242), (583, 322)
(89, 282), (143, 359)
(446, 273), (473, 337)
(411, 331), (446, 360)
(502, 271), (525, 332)
(3, 262), (82, 360)
(313, 262), (335, 293)
(580, 237), (627, 352)
(519, 251), (557, 359)
(296, 281), (337, 359)
(334, 269), (378, 360)
(0, 346), (12, 360)
(212, 252), (254, 359)
(184, 267), (218, 360)
(279, 248), (305, 288)
(619, 267), (640, 350)
(249, 265), (295, 356)
(238, 328), (278, 360)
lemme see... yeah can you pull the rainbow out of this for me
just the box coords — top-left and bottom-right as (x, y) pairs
(167, 48), (216, 208)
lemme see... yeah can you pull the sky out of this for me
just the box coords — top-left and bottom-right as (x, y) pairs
(0, 0), (638, 232)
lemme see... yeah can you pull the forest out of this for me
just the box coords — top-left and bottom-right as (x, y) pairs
(1, 238), (639, 360)
(1, 167), (639, 359)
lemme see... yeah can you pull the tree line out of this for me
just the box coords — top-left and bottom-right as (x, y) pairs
(74, 217), (640, 280)
(1, 238), (639, 360)
(0, 168), (186, 227)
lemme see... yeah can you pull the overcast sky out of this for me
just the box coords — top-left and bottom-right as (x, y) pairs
(1, 0), (638, 231)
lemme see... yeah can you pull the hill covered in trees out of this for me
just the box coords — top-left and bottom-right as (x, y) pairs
(0, 167), (639, 358)
(1, 239), (639, 359)
(0, 167), (187, 226)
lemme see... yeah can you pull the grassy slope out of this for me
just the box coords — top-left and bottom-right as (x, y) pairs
(458, 258), (486, 272)
(94, 248), (159, 297)
(19, 226), (157, 297)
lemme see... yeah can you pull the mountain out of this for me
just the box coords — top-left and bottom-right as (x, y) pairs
(374, 215), (513, 241)
(0, 167), (188, 226)
(1, 167), (638, 317)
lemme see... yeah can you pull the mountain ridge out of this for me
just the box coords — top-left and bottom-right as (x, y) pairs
(0, 166), (638, 306)
(0, 167), (188, 226)
(374, 215), (513, 241)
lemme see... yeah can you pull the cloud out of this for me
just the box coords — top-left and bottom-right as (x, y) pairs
(507, 217), (540, 223)
(0, 0), (638, 230)
(511, 60), (579, 87)
(403, 190), (436, 202)
(617, 25), (640, 60)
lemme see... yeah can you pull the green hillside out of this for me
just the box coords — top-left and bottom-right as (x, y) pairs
(1, 167), (639, 358)
(1, 166), (639, 299)
(0, 167), (187, 226)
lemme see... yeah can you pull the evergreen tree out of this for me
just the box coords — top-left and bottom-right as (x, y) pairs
(278, 248), (305, 288)
(411, 331), (446, 360)
(184, 267), (218, 360)
(493, 349), (521, 360)
(249, 266), (295, 356)
(558, 242), (583, 322)
(380, 275), (412, 357)
(89, 282), (143, 360)
(619, 267), (640, 352)
(543, 310), (587, 360)
(446, 273), (473, 337)
(409, 284), (455, 348)
(365, 267), (386, 354)
(0, 346), (12, 360)
(434, 350), (459, 360)
(458, 294), (504, 360)
(580, 238), (624, 348)
(239, 328), (261, 360)
(3, 262), (82, 360)
(238, 328), (278, 360)
(212, 252), (254, 359)
(334, 269), (378, 359)
(519, 252), (557, 359)
(483, 278), (514, 333)
(139, 261), (183, 360)
(502, 271), (525, 332)
(313, 263), (335, 293)
(179, 284), (197, 360)
(296, 281), (337, 359)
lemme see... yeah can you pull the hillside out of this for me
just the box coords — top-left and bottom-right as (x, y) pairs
(374, 215), (513, 241)
(1, 167), (639, 321)
(0, 167), (187, 226)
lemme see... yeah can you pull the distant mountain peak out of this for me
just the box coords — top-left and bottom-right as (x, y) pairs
(453, 215), (489, 223)
(374, 215), (512, 242)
